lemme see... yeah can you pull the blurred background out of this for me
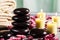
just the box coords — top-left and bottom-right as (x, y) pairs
(16, 0), (60, 13)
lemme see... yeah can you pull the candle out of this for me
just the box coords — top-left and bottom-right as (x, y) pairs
(52, 12), (60, 28)
(36, 9), (46, 29)
(57, 16), (60, 27)
(47, 22), (57, 35)
(52, 12), (58, 23)
(37, 9), (46, 20)
(35, 18), (45, 29)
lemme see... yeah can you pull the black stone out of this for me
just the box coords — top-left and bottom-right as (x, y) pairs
(0, 35), (3, 38)
(12, 16), (30, 22)
(13, 8), (30, 15)
(12, 22), (30, 29)
(0, 30), (12, 39)
(16, 14), (30, 17)
(11, 29), (29, 35)
(30, 28), (47, 38)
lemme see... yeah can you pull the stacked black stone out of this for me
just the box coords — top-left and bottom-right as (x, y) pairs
(0, 26), (12, 40)
(11, 8), (30, 36)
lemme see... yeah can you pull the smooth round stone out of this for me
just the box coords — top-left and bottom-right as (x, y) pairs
(30, 28), (47, 38)
(10, 29), (19, 36)
(16, 13), (30, 17)
(12, 16), (30, 22)
(12, 22), (30, 29)
(13, 8), (30, 15)
(0, 35), (3, 38)
(0, 31), (12, 39)
(11, 29), (29, 35)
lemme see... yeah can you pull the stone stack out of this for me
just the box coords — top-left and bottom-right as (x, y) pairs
(11, 8), (30, 36)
